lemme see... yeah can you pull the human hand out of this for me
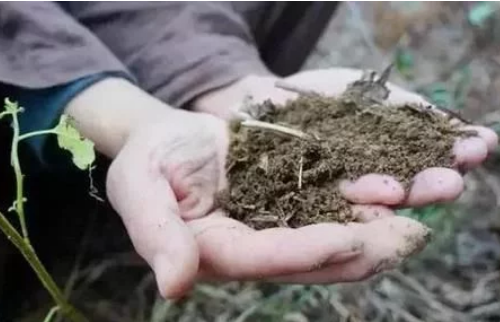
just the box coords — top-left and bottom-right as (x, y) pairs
(105, 102), (430, 300)
(193, 67), (498, 208)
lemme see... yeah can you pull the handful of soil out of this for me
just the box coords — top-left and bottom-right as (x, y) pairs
(216, 67), (473, 230)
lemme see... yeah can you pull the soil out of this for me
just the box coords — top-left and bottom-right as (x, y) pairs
(217, 70), (473, 229)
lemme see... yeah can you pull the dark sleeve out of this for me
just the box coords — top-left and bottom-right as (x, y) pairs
(0, 2), (132, 88)
(62, 2), (272, 109)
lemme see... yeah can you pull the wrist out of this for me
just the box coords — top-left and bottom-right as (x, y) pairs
(64, 77), (174, 158)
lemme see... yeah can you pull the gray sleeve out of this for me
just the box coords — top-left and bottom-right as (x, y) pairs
(0, 2), (130, 89)
(63, 2), (271, 108)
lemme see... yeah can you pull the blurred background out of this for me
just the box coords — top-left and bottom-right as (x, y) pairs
(2, 2), (500, 322)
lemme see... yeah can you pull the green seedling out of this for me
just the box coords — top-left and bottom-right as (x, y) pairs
(0, 98), (92, 322)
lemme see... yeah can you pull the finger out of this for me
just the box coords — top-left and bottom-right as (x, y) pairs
(453, 136), (489, 170)
(352, 205), (395, 222)
(189, 212), (365, 279)
(195, 246), (363, 284)
(196, 205), (396, 282)
(267, 216), (430, 284)
(462, 125), (499, 152)
(107, 140), (199, 299)
(403, 167), (463, 207)
(339, 174), (405, 205)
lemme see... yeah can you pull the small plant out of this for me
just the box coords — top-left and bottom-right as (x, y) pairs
(0, 98), (94, 322)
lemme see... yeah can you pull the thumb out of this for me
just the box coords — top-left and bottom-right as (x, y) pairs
(106, 138), (199, 299)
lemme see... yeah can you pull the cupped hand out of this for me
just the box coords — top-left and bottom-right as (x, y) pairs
(105, 108), (431, 300)
(194, 67), (498, 208)
(285, 68), (498, 208)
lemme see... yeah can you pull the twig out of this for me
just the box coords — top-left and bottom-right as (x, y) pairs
(469, 302), (500, 319)
(234, 286), (305, 322)
(133, 273), (155, 322)
(469, 270), (500, 306)
(55, 207), (97, 322)
(275, 80), (321, 97)
(0, 212), (88, 322)
(369, 291), (426, 322)
(298, 156), (304, 190)
(240, 119), (312, 140)
(75, 252), (144, 287)
(474, 167), (500, 208)
(150, 296), (174, 322)
(387, 271), (470, 322)
(329, 296), (357, 322)
(474, 271), (500, 291)
(44, 306), (61, 322)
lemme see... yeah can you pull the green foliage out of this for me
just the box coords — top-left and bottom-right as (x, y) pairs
(490, 122), (500, 136)
(43, 307), (60, 322)
(394, 47), (415, 80)
(416, 65), (472, 111)
(398, 205), (450, 226)
(419, 83), (453, 108)
(468, 2), (497, 28)
(452, 65), (472, 110)
(0, 97), (90, 322)
(54, 114), (95, 170)
(397, 204), (459, 260)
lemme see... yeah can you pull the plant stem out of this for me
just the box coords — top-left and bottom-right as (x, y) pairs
(44, 306), (61, 322)
(240, 119), (311, 140)
(0, 212), (89, 322)
(2, 100), (89, 322)
(19, 129), (60, 141)
(9, 108), (28, 239)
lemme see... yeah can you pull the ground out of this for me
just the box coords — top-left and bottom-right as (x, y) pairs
(7, 2), (500, 322)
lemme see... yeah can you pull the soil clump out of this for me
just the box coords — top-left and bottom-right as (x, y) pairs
(216, 69), (474, 230)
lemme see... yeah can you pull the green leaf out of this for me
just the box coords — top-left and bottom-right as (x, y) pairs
(2, 97), (23, 117)
(394, 47), (415, 79)
(452, 65), (472, 110)
(419, 83), (453, 108)
(468, 2), (496, 27)
(53, 114), (95, 170)
(490, 122), (500, 135)
(397, 205), (447, 224)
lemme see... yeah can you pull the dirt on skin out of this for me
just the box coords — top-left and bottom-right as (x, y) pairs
(216, 69), (474, 230)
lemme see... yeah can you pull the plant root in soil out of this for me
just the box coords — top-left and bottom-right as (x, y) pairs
(216, 66), (476, 230)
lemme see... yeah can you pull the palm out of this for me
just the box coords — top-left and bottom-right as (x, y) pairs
(106, 106), (436, 299)
(106, 68), (497, 299)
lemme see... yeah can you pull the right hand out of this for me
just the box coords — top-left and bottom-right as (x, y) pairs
(193, 69), (498, 208)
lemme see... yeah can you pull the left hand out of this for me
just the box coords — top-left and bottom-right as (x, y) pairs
(67, 77), (430, 301)
(193, 67), (498, 208)
(106, 107), (431, 299)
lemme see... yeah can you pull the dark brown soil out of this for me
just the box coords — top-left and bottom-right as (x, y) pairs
(216, 70), (474, 230)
